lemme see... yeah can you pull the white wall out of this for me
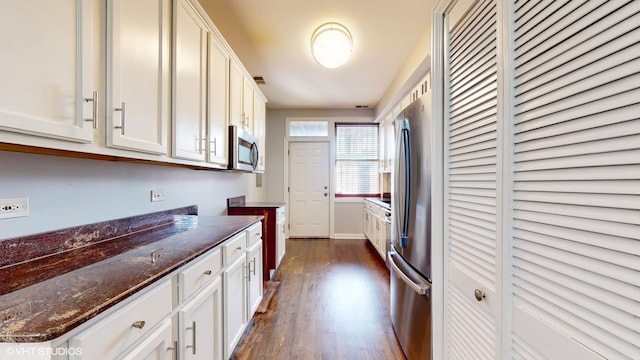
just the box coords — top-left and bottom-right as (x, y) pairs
(0, 150), (266, 240)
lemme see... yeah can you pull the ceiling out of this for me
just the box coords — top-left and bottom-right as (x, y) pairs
(199, 0), (434, 111)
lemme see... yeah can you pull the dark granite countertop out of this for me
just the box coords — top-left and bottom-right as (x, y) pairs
(229, 202), (286, 209)
(0, 212), (262, 343)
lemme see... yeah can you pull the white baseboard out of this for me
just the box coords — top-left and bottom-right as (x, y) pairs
(332, 233), (367, 240)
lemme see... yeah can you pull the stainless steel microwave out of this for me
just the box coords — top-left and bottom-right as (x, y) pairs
(228, 125), (259, 172)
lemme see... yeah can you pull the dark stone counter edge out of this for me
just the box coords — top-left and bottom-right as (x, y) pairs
(0, 214), (263, 343)
(228, 202), (286, 209)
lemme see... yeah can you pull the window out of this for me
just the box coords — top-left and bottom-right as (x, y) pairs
(335, 123), (379, 196)
(288, 120), (329, 137)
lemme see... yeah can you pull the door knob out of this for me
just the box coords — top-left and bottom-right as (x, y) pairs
(474, 289), (485, 302)
(324, 193), (328, 197)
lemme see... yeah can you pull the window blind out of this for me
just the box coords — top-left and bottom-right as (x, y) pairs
(335, 123), (379, 196)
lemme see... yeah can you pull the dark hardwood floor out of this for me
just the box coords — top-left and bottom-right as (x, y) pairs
(231, 238), (406, 360)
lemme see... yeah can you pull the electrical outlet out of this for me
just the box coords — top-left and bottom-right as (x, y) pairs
(150, 190), (165, 202)
(0, 197), (29, 219)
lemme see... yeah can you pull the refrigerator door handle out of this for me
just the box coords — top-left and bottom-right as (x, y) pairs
(390, 252), (430, 295)
(394, 119), (411, 248)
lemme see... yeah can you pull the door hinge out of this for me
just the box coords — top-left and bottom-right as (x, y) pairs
(287, 149), (290, 155)
(288, 223), (290, 230)
(287, 186), (290, 192)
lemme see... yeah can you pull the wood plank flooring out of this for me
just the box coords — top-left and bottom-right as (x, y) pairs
(231, 238), (406, 360)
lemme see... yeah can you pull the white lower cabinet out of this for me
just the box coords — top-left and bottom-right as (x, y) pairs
(223, 223), (263, 359)
(246, 239), (263, 316)
(275, 207), (286, 269)
(223, 254), (247, 359)
(118, 318), (173, 360)
(363, 200), (389, 261)
(178, 278), (223, 360)
(69, 280), (173, 360)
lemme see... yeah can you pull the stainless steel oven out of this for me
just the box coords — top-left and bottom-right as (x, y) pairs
(228, 125), (259, 172)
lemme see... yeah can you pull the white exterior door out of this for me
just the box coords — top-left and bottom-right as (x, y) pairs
(289, 142), (330, 237)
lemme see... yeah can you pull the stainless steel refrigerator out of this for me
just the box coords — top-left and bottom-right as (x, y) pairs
(390, 94), (432, 360)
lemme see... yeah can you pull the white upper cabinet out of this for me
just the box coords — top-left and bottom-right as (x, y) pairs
(0, 0), (96, 143)
(172, 0), (207, 161)
(229, 60), (256, 133)
(206, 33), (229, 169)
(253, 93), (266, 172)
(242, 76), (254, 132)
(229, 60), (244, 129)
(106, 0), (170, 154)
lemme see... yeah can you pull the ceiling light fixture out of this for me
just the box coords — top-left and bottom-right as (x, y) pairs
(310, 22), (353, 69)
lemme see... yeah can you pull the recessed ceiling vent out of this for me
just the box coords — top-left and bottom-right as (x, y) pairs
(253, 76), (266, 85)
(355, 105), (369, 108)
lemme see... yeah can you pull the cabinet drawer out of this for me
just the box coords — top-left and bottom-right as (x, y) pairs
(223, 232), (247, 265)
(179, 248), (222, 302)
(246, 222), (262, 247)
(69, 280), (172, 360)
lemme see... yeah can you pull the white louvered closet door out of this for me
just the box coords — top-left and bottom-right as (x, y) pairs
(445, 0), (501, 358)
(510, 0), (640, 359)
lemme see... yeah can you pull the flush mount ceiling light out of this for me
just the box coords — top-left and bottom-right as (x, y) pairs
(311, 22), (353, 69)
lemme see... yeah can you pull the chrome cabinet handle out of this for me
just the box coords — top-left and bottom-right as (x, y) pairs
(250, 257), (256, 276)
(245, 263), (251, 279)
(131, 320), (145, 329)
(210, 137), (217, 155)
(84, 91), (98, 129)
(114, 102), (126, 135)
(186, 321), (196, 355)
(167, 340), (178, 360)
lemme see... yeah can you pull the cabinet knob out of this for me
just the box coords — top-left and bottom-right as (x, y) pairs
(474, 289), (485, 302)
(203, 270), (212, 275)
(132, 320), (146, 329)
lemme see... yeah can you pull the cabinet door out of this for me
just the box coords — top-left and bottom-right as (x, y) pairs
(384, 120), (395, 172)
(229, 61), (244, 128)
(107, 0), (170, 154)
(223, 254), (247, 359)
(247, 241), (263, 317)
(172, 0), (207, 161)
(119, 319), (173, 360)
(179, 278), (223, 360)
(253, 94), (266, 172)
(206, 33), (229, 168)
(242, 77), (254, 132)
(276, 215), (286, 268)
(0, 0), (95, 143)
